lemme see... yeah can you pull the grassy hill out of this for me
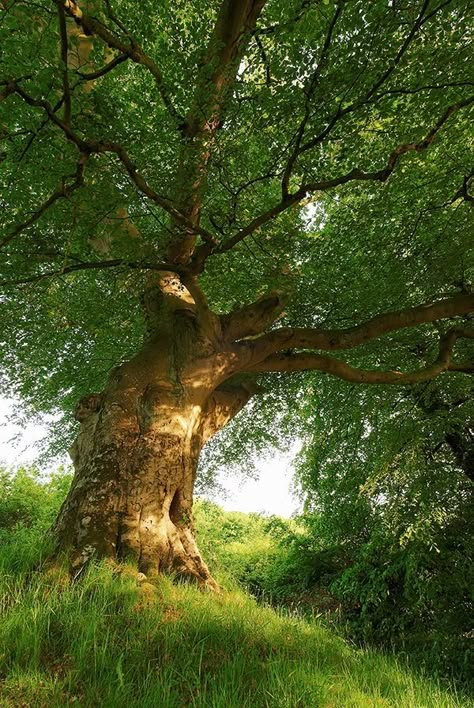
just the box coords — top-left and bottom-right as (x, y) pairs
(1, 562), (472, 708)
(0, 469), (472, 707)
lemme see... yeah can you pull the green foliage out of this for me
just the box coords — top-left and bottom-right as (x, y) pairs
(291, 375), (474, 688)
(1, 0), (472, 469)
(0, 466), (72, 573)
(0, 466), (70, 530)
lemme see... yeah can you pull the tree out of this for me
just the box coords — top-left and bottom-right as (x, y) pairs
(0, 0), (472, 585)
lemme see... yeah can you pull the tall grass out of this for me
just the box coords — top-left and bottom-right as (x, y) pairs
(0, 472), (472, 707)
(0, 557), (471, 707)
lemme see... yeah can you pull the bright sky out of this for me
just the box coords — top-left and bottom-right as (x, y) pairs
(0, 397), (301, 518)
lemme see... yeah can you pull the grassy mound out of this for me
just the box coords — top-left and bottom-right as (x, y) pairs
(0, 560), (471, 708)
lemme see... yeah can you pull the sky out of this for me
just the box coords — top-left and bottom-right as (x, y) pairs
(0, 397), (301, 518)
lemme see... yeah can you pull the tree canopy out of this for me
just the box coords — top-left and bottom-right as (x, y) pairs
(0, 0), (473, 465)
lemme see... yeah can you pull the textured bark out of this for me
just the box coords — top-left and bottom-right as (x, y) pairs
(52, 275), (252, 587)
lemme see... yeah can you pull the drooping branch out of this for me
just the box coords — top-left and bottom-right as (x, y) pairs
(244, 328), (474, 385)
(6, 82), (218, 247)
(243, 293), (474, 363)
(0, 258), (183, 288)
(0, 153), (88, 249)
(444, 429), (474, 481)
(76, 53), (128, 82)
(410, 384), (474, 480)
(220, 290), (286, 342)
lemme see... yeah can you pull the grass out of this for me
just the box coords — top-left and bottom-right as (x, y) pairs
(0, 558), (472, 708)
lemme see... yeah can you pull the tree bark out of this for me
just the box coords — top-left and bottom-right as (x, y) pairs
(52, 274), (253, 588)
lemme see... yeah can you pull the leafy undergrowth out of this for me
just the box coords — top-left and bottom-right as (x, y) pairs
(0, 561), (471, 708)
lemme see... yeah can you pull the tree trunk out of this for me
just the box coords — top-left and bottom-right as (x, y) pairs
(52, 274), (253, 588)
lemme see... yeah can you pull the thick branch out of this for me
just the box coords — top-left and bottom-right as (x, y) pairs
(200, 380), (258, 443)
(184, 0), (267, 140)
(245, 329), (474, 385)
(244, 293), (474, 362)
(167, 0), (268, 264)
(57, 4), (71, 126)
(220, 289), (286, 342)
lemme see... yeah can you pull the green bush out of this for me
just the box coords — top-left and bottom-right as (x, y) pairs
(0, 466), (72, 573)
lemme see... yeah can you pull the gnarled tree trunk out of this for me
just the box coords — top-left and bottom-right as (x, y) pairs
(52, 274), (255, 588)
(51, 270), (474, 585)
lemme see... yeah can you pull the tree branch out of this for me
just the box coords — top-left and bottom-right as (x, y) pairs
(243, 293), (474, 363)
(0, 153), (88, 249)
(281, 1), (344, 198)
(451, 172), (474, 204)
(0, 258), (183, 288)
(76, 52), (128, 81)
(8, 82), (219, 247)
(202, 95), (473, 260)
(57, 3), (71, 126)
(300, 95), (474, 192)
(200, 379), (260, 443)
(364, 0), (431, 102)
(54, 0), (181, 122)
(298, 1), (459, 157)
(245, 328), (474, 385)
(166, 0), (268, 265)
(220, 289), (286, 341)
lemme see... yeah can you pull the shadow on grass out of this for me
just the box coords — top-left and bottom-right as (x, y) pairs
(0, 561), (470, 707)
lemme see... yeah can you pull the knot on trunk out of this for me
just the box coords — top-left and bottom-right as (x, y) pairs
(141, 273), (199, 338)
(74, 392), (103, 422)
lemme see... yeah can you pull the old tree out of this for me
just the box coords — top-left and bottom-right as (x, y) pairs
(0, 0), (473, 586)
